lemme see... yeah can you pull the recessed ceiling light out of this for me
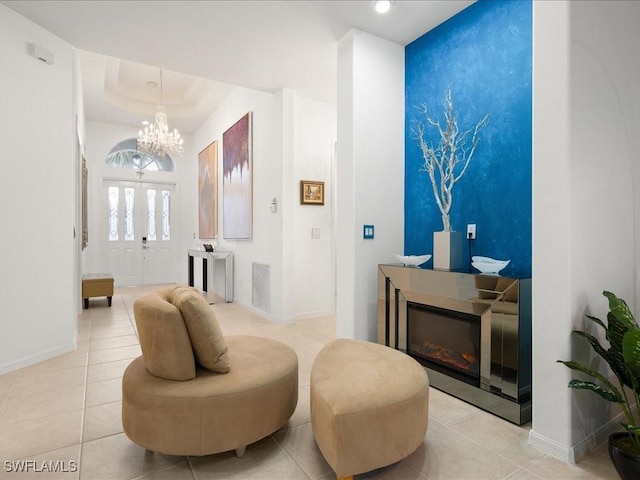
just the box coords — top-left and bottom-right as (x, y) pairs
(373, 0), (392, 14)
(141, 120), (149, 126)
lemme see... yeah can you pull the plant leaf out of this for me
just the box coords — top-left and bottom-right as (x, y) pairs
(622, 424), (640, 434)
(604, 291), (638, 331)
(566, 379), (624, 403)
(586, 314), (607, 331)
(622, 330), (640, 378)
(559, 360), (613, 384)
(557, 360), (624, 401)
(573, 330), (613, 365)
(605, 311), (637, 391)
(608, 311), (629, 349)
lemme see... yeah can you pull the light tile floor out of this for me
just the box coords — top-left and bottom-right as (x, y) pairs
(0, 286), (619, 480)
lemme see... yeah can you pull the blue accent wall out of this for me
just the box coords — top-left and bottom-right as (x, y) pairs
(405, 0), (532, 278)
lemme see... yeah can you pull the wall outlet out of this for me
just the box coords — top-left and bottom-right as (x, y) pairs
(467, 224), (476, 240)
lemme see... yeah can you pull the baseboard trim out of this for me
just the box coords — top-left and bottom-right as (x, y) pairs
(529, 430), (576, 464)
(294, 310), (334, 321)
(0, 341), (76, 376)
(530, 406), (636, 464)
(571, 411), (623, 462)
(233, 299), (292, 324)
(233, 300), (333, 325)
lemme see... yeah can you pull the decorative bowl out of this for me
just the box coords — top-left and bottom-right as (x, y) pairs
(395, 254), (432, 267)
(471, 256), (510, 274)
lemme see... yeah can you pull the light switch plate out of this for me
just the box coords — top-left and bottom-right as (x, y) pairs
(363, 225), (374, 239)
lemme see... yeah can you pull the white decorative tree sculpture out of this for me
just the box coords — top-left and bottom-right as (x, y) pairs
(413, 88), (489, 232)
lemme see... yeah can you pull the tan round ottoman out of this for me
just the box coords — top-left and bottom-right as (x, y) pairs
(122, 335), (298, 457)
(310, 339), (429, 479)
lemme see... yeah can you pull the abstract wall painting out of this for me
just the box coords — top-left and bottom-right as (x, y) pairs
(223, 112), (253, 239)
(198, 140), (218, 239)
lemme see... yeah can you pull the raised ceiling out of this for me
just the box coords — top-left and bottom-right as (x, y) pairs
(2, 0), (474, 133)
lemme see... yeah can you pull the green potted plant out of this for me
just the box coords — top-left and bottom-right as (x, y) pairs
(558, 291), (640, 480)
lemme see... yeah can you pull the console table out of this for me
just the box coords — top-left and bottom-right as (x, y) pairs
(187, 250), (233, 303)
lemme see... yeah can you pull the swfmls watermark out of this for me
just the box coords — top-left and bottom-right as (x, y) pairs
(4, 460), (78, 473)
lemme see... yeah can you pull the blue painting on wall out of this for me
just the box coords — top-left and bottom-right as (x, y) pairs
(405, 0), (532, 278)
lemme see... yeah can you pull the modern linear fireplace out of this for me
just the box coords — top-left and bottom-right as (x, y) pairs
(378, 264), (531, 425)
(407, 302), (481, 385)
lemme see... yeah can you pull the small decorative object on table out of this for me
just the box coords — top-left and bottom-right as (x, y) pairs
(413, 88), (489, 271)
(471, 256), (510, 274)
(395, 254), (432, 267)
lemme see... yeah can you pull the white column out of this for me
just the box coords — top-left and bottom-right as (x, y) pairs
(336, 29), (405, 341)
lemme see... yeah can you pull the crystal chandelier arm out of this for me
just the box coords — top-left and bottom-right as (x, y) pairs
(137, 68), (183, 156)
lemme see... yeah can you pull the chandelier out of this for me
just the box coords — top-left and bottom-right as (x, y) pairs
(137, 69), (184, 157)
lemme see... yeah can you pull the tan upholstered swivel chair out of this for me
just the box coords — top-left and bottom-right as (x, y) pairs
(122, 286), (298, 457)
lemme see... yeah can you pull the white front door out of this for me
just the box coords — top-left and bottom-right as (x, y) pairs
(104, 180), (177, 286)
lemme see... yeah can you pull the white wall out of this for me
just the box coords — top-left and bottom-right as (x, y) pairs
(531, 0), (640, 462)
(0, 5), (77, 373)
(83, 121), (193, 282)
(293, 95), (337, 318)
(84, 86), (336, 324)
(6, 0), (640, 464)
(74, 49), (87, 314)
(530, 0), (574, 459)
(336, 30), (405, 340)
(189, 87), (337, 322)
(189, 87), (286, 319)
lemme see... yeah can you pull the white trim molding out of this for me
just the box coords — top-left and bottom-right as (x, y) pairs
(530, 405), (637, 464)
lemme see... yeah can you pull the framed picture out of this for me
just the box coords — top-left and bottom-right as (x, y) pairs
(198, 140), (218, 239)
(223, 112), (253, 239)
(300, 180), (324, 205)
(82, 155), (88, 250)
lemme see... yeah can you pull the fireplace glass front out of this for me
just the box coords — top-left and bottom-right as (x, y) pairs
(407, 302), (481, 385)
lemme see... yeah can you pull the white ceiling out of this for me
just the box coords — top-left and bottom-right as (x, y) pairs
(2, 0), (474, 133)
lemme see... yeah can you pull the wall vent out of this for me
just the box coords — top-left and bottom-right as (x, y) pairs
(252, 263), (271, 314)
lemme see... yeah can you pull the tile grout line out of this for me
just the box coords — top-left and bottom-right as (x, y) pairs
(0, 313), (91, 473)
(0, 305), (92, 467)
(269, 430), (314, 480)
(15, 284), (609, 480)
(502, 463), (545, 480)
(0, 372), (21, 419)
(516, 454), (568, 480)
(439, 423), (534, 477)
(398, 456), (431, 480)
(184, 455), (198, 480)
(79, 289), (136, 477)
(77, 291), (99, 480)
(128, 461), (193, 480)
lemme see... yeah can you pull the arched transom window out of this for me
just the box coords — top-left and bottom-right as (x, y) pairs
(105, 139), (175, 172)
